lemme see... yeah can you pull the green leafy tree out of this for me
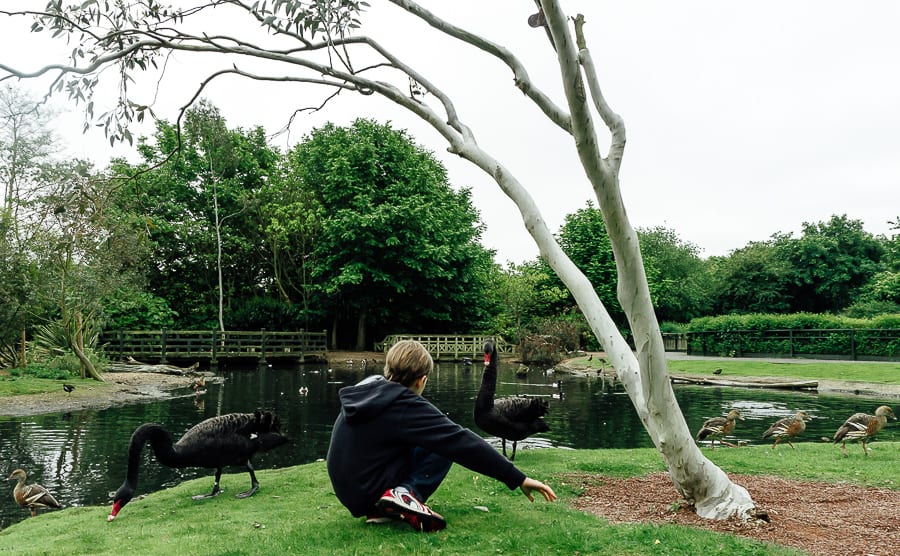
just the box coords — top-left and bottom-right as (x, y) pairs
(486, 260), (568, 343)
(552, 201), (660, 325)
(260, 157), (326, 329)
(290, 119), (493, 349)
(708, 242), (793, 314)
(637, 226), (712, 323)
(780, 214), (884, 313)
(109, 102), (278, 328)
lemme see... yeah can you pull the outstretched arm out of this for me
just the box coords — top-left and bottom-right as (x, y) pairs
(520, 477), (557, 502)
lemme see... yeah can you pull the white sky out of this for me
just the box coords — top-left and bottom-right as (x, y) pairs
(2, 1), (899, 265)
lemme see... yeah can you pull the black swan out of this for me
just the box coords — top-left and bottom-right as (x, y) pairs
(108, 410), (288, 521)
(8, 469), (62, 517)
(474, 340), (549, 461)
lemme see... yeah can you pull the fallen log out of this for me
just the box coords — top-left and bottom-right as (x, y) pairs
(670, 374), (818, 390)
(106, 357), (200, 376)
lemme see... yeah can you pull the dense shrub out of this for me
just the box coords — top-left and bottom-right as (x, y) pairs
(686, 313), (900, 358)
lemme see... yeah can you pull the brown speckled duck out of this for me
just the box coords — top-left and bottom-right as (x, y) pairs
(7, 469), (62, 517)
(696, 409), (743, 448)
(833, 405), (896, 456)
(762, 410), (810, 449)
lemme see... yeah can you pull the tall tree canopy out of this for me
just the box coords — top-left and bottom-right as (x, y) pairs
(109, 101), (279, 328)
(286, 119), (493, 349)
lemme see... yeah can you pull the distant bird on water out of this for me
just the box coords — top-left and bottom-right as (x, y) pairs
(762, 410), (810, 449)
(7, 469), (62, 517)
(474, 340), (549, 461)
(63, 383), (75, 394)
(833, 405), (896, 456)
(696, 409), (744, 449)
(108, 410), (288, 521)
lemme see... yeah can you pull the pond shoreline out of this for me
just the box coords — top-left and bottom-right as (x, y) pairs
(2, 351), (898, 418)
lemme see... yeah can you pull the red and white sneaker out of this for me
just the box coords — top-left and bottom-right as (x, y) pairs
(374, 488), (447, 532)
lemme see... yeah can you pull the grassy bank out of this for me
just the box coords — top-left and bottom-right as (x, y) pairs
(563, 356), (900, 385)
(1, 445), (896, 555)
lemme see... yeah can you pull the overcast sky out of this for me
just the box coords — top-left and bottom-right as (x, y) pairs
(3, 1), (899, 265)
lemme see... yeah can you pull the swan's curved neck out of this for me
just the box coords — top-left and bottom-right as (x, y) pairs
(476, 364), (497, 410)
(124, 423), (178, 488)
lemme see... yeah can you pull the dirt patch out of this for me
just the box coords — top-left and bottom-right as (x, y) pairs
(568, 472), (899, 556)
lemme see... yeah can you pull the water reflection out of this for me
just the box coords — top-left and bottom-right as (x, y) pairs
(0, 360), (897, 529)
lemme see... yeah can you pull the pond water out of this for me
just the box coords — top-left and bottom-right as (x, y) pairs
(1, 360), (897, 529)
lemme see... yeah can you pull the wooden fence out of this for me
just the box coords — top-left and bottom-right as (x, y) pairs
(99, 329), (328, 366)
(375, 334), (512, 360)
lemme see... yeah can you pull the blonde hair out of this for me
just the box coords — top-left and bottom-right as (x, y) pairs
(384, 340), (433, 387)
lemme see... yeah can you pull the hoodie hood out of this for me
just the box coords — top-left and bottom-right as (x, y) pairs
(339, 375), (407, 424)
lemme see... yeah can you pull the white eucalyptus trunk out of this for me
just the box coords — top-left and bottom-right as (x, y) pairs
(384, 0), (756, 519)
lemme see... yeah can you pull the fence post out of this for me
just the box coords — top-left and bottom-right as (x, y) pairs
(160, 329), (168, 364)
(209, 330), (218, 370)
(850, 329), (857, 361)
(789, 330), (794, 358)
(258, 328), (268, 368)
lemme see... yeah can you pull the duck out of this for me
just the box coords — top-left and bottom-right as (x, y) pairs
(189, 377), (206, 393)
(474, 340), (549, 461)
(696, 409), (744, 449)
(63, 383), (75, 394)
(833, 405), (896, 456)
(7, 469), (62, 517)
(108, 410), (289, 521)
(515, 364), (529, 378)
(298, 386), (309, 396)
(762, 410), (810, 449)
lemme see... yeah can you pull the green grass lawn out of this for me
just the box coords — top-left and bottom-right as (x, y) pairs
(1, 444), (896, 555)
(666, 359), (900, 384)
(0, 375), (107, 397)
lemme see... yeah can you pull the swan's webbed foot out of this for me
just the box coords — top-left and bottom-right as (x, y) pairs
(235, 482), (259, 499)
(191, 483), (222, 500)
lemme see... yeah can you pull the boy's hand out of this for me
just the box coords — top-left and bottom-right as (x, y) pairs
(520, 477), (557, 502)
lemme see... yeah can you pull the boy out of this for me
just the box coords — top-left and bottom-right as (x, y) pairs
(326, 339), (556, 532)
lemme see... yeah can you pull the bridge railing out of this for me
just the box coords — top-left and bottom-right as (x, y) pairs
(375, 334), (512, 360)
(99, 329), (328, 364)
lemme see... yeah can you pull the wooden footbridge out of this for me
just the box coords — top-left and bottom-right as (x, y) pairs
(99, 329), (328, 367)
(375, 334), (513, 361)
(99, 330), (510, 367)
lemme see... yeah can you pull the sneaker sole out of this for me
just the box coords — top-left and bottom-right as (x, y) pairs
(375, 498), (446, 532)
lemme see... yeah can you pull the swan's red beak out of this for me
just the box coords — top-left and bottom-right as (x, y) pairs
(483, 351), (490, 365)
(108, 500), (123, 521)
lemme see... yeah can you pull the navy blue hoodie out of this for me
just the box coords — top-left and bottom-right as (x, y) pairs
(326, 375), (527, 517)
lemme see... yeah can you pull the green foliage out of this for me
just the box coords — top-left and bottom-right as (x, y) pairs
(100, 290), (177, 330)
(637, 226), (713, 322)
(223, 296), (306, 330)
(29, 320), (106, 374)
(485, 261), (569, 343)
(552, 201), (623, 322)
(109, 101), (279, 329)
(7, 362), (76, 380)
(708, 242), (793, 314)
(686, 313), (900, 357)
(710, 215), (886, 315)
(289, 119), (494, 348)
